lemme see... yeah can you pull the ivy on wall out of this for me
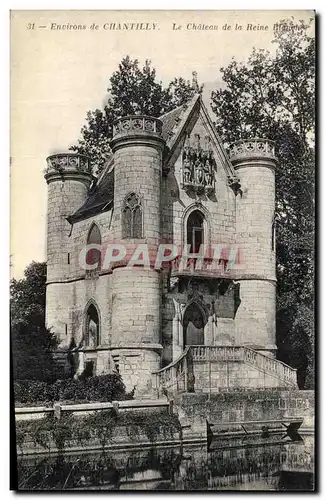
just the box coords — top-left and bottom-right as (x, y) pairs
(15, 409), (182, 453)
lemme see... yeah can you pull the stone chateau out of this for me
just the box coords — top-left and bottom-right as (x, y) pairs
(44, 94), (297, 397)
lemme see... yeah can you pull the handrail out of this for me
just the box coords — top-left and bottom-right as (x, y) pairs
(153, 345), (297, 394)
(241, 346), (297, 373)
(152, 346), (191, 375)
(190, 345), (297, 385)
(190, 345), (297, 373)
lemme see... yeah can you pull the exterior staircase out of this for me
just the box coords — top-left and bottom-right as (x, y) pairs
(153, 345), (297, 398)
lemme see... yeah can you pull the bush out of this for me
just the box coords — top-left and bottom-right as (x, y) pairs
(14, 373), (129, 405)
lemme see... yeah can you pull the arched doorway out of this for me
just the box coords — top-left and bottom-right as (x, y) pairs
(85, 303), (100, 347)
(183, 303), (205, 347)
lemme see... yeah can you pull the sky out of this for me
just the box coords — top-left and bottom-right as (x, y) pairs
(10, 9), (314, 278)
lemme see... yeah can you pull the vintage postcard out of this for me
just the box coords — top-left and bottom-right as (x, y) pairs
(10, 10), (315, 491)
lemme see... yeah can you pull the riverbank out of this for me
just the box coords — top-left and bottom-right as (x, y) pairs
(15, 389), (314, 456)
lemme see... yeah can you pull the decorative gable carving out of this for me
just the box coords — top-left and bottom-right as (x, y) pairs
(181, 133), (216, 195)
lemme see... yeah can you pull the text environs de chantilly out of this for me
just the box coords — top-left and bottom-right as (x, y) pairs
(50, 22), (159, 31)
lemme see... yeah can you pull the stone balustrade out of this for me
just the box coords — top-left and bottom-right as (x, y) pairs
(112, 115), (162, 138)
(45, 152), (92, 175)
(191, 345), (297, 386)
(228, 139), (276, 162)
(153, 345), (297, 396)
(154, 346), (191, 394)
(170, 256), (233, 279)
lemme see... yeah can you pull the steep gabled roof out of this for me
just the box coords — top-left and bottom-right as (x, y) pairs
(160, 106), (185, 142)
(161, 93), (238, 182)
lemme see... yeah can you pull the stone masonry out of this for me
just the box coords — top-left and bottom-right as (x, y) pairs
(44, 94), (297, 397)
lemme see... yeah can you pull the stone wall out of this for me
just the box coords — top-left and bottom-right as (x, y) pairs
(46, 195), (115, 342)
(111, 267), (161, 346)
(112, 347), (161, 396)
(112, 144), (162, 244)
(192, 358), (294, 392)
(45, 111), (280, 385)
(160, 113), (240, 363)
(68, 209), (114, 281)
(233, 279), (276, 352)
(232, 145), (276, 355)
(46, 273), (113, 347)
(173, 390), (314, 443)
(161, 113), (236, 248)
(15, 400), (179, 456)
(46, 177), (91, 283)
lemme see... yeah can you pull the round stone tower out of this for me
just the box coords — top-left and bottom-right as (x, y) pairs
(229, 139), (277, 357)
(44, 153), (92, 341)
(110, 116), (165, 396)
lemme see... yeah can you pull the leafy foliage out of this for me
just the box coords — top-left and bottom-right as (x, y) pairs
(14, 373), (130, 405)
(10, 262), (59, 382)
(15, 409), (182, 455)
(70, 56), (202, 174)
(211, 18), (315, 388)
(117, 409), (182, 443)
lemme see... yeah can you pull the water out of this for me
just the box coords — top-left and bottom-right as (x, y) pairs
(16, 433), (314, 491)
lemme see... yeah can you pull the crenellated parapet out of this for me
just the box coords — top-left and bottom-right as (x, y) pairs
(229, 139), (276, 169)
(45, 152), (92, 185)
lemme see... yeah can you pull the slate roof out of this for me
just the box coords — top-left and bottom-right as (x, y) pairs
(160, 105), (184, 143)
(67, 167), (114, 223)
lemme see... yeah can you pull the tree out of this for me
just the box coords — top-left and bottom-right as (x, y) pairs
(11, 262), (59, 382)
(211, 18), (315, 388)
(70, 56), (202, 174)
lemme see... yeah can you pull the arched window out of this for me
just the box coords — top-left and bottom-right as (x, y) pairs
(183, 303), (205, 347)
(122, 193), (142, 239)
(187, 210), (204, 253)
(86, 223), (101, 271)
(85, 303), (100, 347)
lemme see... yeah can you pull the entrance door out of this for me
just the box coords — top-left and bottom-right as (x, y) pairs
(183, 303), (205, 347)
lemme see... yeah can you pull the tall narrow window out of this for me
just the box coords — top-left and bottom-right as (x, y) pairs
(122, 193), (142, 238)
(272, 216), (276, 251)
(187, 210), (204, 253)
(86, 223), (102, 272)
(85, 303), (100, 347)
